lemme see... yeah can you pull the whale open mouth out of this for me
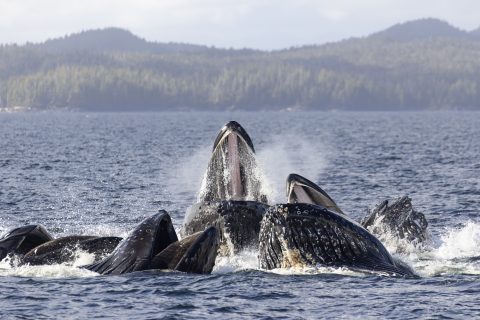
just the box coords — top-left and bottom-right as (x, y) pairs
(150, 214), (179, 258)
(198, 121), (266, 203)
(212, 121), (255, 200)
(286, 173), (344, 215)
(213, 121), (255, 154)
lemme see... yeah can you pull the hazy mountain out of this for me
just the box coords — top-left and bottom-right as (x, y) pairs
(29, 28), (221, 54)
(369, 18), (468, 42)
(1, 19), (479, 111)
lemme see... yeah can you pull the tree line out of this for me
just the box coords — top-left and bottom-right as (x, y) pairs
(1, 32), (480, 111)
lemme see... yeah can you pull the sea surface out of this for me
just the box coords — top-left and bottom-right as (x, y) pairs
(0, 111), (479, 319)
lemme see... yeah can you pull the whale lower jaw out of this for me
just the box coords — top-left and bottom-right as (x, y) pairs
(259, 203), (416, 277)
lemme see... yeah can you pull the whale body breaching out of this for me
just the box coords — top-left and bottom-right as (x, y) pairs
(183, 121), (269, 253)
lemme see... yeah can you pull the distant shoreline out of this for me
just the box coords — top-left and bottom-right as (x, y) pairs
(1, 107), (478, 113)
(1, 18), (480, 112)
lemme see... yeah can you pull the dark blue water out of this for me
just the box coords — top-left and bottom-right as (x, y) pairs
(1, 111), (479, 318)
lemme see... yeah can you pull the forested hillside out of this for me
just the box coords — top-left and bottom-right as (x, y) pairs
(1, 18), (479, 111)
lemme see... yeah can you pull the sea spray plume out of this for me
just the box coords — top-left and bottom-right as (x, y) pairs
(257, 133), (329, 203)
(183, 121), (270, 254)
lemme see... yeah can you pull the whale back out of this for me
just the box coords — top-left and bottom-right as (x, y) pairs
(23, 236), (122, 265)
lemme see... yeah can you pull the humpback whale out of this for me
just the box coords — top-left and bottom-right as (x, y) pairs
(87, 211), (220, 275)
(183, 121), (269, 253)
(150, 226), (219, 274)
(0, 225), (122, 266)
(258, 203), (415, 276)
(361, 196), (429, 247)
(0, 225), (53, 262)
(286, 173), (428, 246)
(1, 211), (219, 274)
(1, 120), (426, 278)
(198, 120), (267, 203)
(23, 236), (122, 265)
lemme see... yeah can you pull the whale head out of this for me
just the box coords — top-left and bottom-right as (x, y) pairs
(286, 173), (344, 215)
(198, 121), (267, 203)
(86, 211), (178, 275)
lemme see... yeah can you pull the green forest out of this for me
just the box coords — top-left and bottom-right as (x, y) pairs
(1, 19), (479, 111)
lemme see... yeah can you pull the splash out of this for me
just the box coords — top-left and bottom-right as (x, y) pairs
(0, 249), (98, 278)
(213, 249), (259, 273)
(365, 216), (430, 255)
(435, 221), (480, 260)
(386, 220), (480, 277)
(169, 145), (212, 202)
(257, 133), (329, 203)
(268, 265), (367, 277)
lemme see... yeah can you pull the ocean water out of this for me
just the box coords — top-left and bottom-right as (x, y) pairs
(0, 111), (479, 319)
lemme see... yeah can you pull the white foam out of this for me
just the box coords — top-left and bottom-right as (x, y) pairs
(435, 221), (480, 260)
(267, 265), (366, 277)
(213, 250), (259, 273)
(0, 249), (98, 278)
(386, 220), (480, 277)
(1, 264), (97, 278)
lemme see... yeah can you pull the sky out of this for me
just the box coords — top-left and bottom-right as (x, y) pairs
(0, 0), (479, 50)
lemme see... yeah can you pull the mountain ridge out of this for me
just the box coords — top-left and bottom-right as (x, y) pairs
(1, 18), (479, 111)
(368, 18), (471, 42)
(9, 18), (479, 53)
(27, 27), (226, 54)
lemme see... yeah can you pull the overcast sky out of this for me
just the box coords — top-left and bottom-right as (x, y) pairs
(0, 0), (479, 49)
